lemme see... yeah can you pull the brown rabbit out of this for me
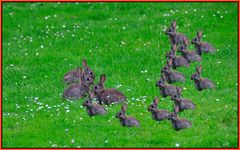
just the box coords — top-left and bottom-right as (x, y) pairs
(115, 103), (140, 127)
(178, 37), (202, 63)
(191, 31), (216, 55)
(191, 65), (215, 91)
(166, 44), (189, 69)
(82, 59), (95, 80)
(161, 58), (185, 83)
(92, 74), (126, 105)
(171, 87), (196, 112)
(148, 97), (171, 122)
(165, 20), (188, 46)
(63, 67), (82, 84)
(82, 92), (107, 116)
(155, 74), (178, 98)
(168, 110), (192, 131)
(62, 68), (94, 100)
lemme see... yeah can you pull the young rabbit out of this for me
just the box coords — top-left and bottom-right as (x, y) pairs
(161, 58), (185, 83)
(166, 44), (189, 69)
(115, 103), (140, 127)
(168, 110), (192, 131)
(92, 74), (126, 105)
(171, 87), (195, 112)
(82, 92), (107, 116)
(191, 65), (215, 91)
(165, 20), (188, 46)
(191, 31), (216, 55)
(62, 67), (94, 100)
(148, 97), (171, 122)
(63, 67), (82, 84)
(82, 59), (95, 80)
(155, 74), (178, 98)
(178, 37), (202, 63)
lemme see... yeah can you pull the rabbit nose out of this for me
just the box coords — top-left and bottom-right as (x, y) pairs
(147, 106), (151, 111)
(190, 76), (194, 80)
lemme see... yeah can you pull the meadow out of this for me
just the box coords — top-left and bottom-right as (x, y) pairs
(2, 2), (238, 148)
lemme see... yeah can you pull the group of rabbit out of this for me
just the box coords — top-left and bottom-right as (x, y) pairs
(61, 20), (215, 130)
(152, 20), (215, 131)
(62, 59), (131, 125)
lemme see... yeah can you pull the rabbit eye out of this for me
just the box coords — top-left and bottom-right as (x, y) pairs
(94, 86), (98, 89)
(87, 78), (90, 81)
(195, 38), (197, 41)
(151, 105), (153, 108)
(119, 112), (122, 115)
(90, 71), (93, 75)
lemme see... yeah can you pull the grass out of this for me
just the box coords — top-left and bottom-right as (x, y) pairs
(2, 2), (238, 148)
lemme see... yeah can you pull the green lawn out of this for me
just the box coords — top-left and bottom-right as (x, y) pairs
(2, 2), (238, 148)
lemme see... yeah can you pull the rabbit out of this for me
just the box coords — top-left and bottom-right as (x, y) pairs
(63, 67), (82, 84)
(82, 59), (95, 80)
(161, 58), (185, 83)
(92, 74), (126, 105)
(168, 110), (192, 131)
(82, 92), (107, 116)
(191, 65), (215, 91)
(115, 103), (140, 127)
(62, 67), (94, 100)
(165, 20), (188, 46)
(166, 44), (189, 69)
(178, 37), (202, 63)
(155, 73), (178, 98)
(191, 30), (216, 55)
(171, 87), (196, 112)
(148, 97), (172, 122)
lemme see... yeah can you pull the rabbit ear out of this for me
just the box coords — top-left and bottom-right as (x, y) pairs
(197, 65), (202, 74)
(184, 37), (189, 45)
(77, 67), (83, 76)
(177, 87), (183, 94)
(89, 92), (94, 99)
(198, 65), (202, 73)
(171, 20), (176, 29)
(197, 31), (203, 38)
(172, 44), (177, 51)
(100, 74), (106, 84)
(154, 97), (159, 104)
(168, 58), (173, 66)
(174, 105), (180, 113)
(161, 73), (166, 81)
(77, 66), (81, 73)
(122, 103), (127, 111)
(82, 59), (87, 68)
